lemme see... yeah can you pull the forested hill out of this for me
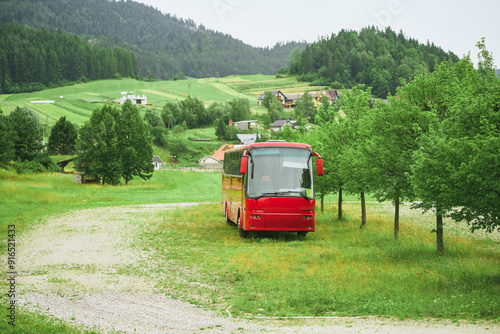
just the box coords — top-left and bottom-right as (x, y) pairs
(0, 24), (141, 93)
(289, 27), (460, 98)
(0, 0), (305, 79)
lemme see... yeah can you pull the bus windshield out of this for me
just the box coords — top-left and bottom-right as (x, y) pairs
(246, 148), (313, 199)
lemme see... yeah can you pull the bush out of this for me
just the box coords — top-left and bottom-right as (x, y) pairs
(13, 154), (59, 173)
(14, 160), (48, 173)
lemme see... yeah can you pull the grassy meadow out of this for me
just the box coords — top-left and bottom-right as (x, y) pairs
(0, 169), (498, 334)
(0, 75), (320, 128)
(142, 202), (500, 320)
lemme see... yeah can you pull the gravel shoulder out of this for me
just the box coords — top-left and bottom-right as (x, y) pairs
(13, 203), (499, 333)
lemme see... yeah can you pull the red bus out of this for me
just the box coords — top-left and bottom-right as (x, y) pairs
(222, 141), (323, 238)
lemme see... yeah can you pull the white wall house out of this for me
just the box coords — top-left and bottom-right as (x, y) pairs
(117, 94), (148, 105)
(152, 156), (163, 170)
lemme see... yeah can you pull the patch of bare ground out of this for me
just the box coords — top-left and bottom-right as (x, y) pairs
(12, 203), (498, 333)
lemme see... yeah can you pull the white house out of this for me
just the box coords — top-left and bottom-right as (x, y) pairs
(152, 156), (163, 170)
(198, 156), (223, 169)
(117, 94), (148, 105)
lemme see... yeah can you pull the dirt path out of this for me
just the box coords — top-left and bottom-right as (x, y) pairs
(15, 204), (498, 333)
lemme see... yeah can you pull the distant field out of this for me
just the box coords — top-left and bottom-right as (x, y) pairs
(0, 75), (320, 127)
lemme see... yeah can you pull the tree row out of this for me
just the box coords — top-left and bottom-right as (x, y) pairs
(0, 24), (141, 93)
(275, 41), (499, 254)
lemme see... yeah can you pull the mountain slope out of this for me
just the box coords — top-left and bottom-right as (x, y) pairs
(0, 0), (305, 79)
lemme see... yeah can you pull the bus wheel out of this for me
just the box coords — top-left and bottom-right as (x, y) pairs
(297, 231), (307, 237)
(238, 216), (248, 238)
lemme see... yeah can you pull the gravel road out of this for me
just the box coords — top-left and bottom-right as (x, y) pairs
(14, 203), (499, 333)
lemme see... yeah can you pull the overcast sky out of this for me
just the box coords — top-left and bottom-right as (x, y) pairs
(134, 0), (499, 67)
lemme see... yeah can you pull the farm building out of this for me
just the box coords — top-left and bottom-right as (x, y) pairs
(198, 156), (223, 169)
(323, 89), (340, 102)
(257, 90), (287, 106)
(152, 156), (163, 170)
(232, 120), (258, 130)
(257, 89), (340, 108)
(270, 119), (294, 131)
(236, 134), (258, 145)
(116, 94), (148, 105)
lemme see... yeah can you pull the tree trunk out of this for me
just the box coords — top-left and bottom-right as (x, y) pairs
(338, 187), (343, 220)
(436, 213), (444, 255)
(360, 192), (366, 228)
(321, 194), (324, 213)
(394, 195), (400, 238)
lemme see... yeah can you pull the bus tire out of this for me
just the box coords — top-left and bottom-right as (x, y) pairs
(238, 216), (248, 238)
(297, 231), (307, 237)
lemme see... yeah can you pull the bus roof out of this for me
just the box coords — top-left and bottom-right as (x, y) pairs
(224, 141), (312, 154)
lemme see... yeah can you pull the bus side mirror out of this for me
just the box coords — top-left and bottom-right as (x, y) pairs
(312, 152), (323, 176)
(240, 153), (248, 174)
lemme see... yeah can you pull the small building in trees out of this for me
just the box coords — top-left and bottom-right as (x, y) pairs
(74, 172), (100, 184)
(257, 90), (287, 106)
(323, 89), (340, 102)
(198, 156), (223, 169)
(236, 134), (258, 145)
(152, 156), (163, 170)
(271, 119), (295, 131)
(232, 120), (258, 130)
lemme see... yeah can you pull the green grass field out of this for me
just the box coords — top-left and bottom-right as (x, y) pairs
(0, 75), (327, 127)
(0, 76), (290, 126)
(0, 169), (498, 334)
(149, 203), (499, 319)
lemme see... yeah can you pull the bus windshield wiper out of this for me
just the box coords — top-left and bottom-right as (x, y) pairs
(254, 192), (279, 199)
(278, 190), (309, 199)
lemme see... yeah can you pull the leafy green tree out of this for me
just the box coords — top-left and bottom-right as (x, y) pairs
(267, 98), (283, 123)
(410, 43), (500, 250)
(359, 40), (500, 254)
(215, 118), (228, 141)
(313, 101), (349, 219)
(276, 67), (289, 77)
(360, 91), (432, 236)
(0, 111), (15, 166)
(335, 85), (372, 226)
(144, 109), (167, 147)
(76, 105), (122, 185)
(294, 92), (315, 122)
(8, 106), (42, 161)
(261, 91), (276, 110)
(179, 96), (206, 128)
(48, 116), (77, 155)
(228, 98), (251, 122)
(118, 100), (154, 185)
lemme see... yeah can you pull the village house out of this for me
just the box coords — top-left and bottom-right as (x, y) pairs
(198, 156), (223, 169)
(152, 156), (163, 170)
(199, 143), (233, 169)
(257, 90), (287, 107)
(270, 119), (295, 132)
(236, 134), (258, 145)
(116, 94), (148, 105)
(257, 89), (340, 109)
(323, 89), (340, 103)
(232, 120), (259, 130)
